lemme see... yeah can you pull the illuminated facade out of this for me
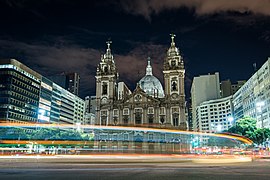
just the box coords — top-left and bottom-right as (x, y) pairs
(0, 59), (41, 123)
(233, 57), (270, 128)
(0, 59), (85, 124)
(95, 35), (187, 130)
(191, 72), (221, 131)
(196, 96), (234, 133)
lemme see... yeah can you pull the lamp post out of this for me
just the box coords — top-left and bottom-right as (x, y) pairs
(216, 124), (222, 133)
(75, 122), (81, 132)
(228, 116), (234, 127)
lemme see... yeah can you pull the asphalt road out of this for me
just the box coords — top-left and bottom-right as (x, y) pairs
(0, 158), (270, 180)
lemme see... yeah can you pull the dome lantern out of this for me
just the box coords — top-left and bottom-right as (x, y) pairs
(138, 57), (165, 98)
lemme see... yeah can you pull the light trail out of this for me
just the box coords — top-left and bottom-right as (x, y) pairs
(0, 122), (253, 145)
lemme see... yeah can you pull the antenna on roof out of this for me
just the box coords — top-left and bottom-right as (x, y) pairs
(253, 63), (257, 73)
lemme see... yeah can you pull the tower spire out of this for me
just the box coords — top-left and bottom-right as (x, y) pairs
(146, 57), (152, 75)
(170, 33), (176, 47)
(106, 40), (112, 53)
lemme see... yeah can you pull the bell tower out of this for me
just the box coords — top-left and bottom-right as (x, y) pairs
(163, 34), (186, 130)
(96, 40), (118, 125)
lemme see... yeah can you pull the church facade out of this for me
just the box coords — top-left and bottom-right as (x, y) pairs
(95, 35), (187, 130)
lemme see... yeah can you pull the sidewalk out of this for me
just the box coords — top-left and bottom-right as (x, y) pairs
(0, 154), (253, 164)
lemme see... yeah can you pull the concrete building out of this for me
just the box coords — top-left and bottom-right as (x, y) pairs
(0, 59), (85, 125)
(66, 72), (80, 96)
(85, 96), (97, 114)
(233, 57), (270, 129)
(49, 72), (80, 96)
(196, 96), (234, 133)
(84, 96), (96, 125)
(191, 72), (221, 131)
(220, 79), (246, 98)
(95, 35), (187, 130)
(84, 112), (96, 125)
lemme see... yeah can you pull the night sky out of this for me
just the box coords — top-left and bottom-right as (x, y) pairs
(0, 0), (269, 99)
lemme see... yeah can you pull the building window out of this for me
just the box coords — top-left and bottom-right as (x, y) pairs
(102, 83), (108, 95)
(123, 115), (129, 124)
(171, 77), (178, 91)
(148, 114), (154, 124)
(148, 107), (154, 114)
(101, 110), (107, 116)
(113, 117), (118, 125)
(172, 107), (179, 113)
(160, 107), (165, 115)
(172, 113), (179, 126)
(172, 81), (177, 91)
(113, 109), (119, 117)
(101, 116), (107, 125)
(160, 115), (165, 124)
(135, 108), (142, 124)
(123, 108), (129, 115)
(103, 66), (108, 73)
(134, 94), (142, 102)
(135, 113), (142, 124)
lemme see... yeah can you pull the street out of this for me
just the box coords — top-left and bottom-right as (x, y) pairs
(0, 156), (269, 180)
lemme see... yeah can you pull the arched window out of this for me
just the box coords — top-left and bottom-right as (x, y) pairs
(102, 83), (107, 95)
(104, 66), (108, 73)
(173, 113), (179, 127)
(172, 81), (177, 91)
(171, 60), (176, 67)
(148, 114), (154, 124)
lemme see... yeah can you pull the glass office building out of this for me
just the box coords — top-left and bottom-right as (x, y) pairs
(0, 59), (41, 123)
(0, 59), (85, 124)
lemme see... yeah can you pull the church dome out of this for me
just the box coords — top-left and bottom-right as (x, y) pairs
(138, 58), (165, 98)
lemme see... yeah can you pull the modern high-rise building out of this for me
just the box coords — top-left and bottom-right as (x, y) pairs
(196, 96), (234, 133)
(220, 79), (246, 98)
(233, 57), (270, 129)
(95, 35), (187, 129)
(49, 72), (80, 96)
(191, 72), (221, 131)
(0, 59), (41, 123)
(84, 95), (97, 125)
(0, 59), (85, 124)
(85, 96), (97, 114)
(66, 72), (80, 96)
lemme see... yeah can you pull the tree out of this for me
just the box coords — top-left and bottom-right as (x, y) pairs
(227, 116), (270, 145)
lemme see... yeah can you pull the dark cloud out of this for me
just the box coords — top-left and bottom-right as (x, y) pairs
(0, 38), (171, 97)
(0, 0), (269, 100)
(119, 0), (270, 20)
(0, 39), (100, 98)
(116, 43), (167, 87)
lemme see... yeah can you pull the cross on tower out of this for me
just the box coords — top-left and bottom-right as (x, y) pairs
(170, 33), (176, 45)
(106, 40), (112, 50)
(147, 57), (151, 65)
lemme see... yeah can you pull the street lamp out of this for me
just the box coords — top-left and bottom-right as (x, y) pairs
(228, 116), (234, 124)
(75, 122), (81, 131)
(216, 124), (222, 132)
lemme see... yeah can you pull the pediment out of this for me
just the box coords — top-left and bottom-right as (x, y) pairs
(123, 85), (159, 104)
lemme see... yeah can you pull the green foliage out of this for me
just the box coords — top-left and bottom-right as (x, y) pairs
(227, 116), (270, 145)
(0, 127), (30, 140)
(0, 127), (93, 141)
